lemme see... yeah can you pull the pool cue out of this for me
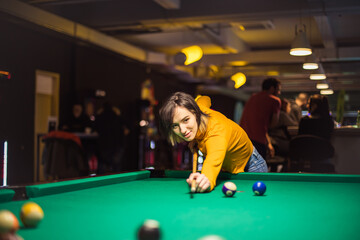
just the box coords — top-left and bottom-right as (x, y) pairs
(191, 150), (198, 193)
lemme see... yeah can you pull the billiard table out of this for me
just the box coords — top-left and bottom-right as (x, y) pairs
(1, 170), (360, 240)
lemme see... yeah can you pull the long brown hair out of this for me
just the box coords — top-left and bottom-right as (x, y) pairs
(159, 92), (208, 145)
(308, 94), (330, 118)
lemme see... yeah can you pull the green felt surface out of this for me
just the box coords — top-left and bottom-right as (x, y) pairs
(0, 171), (359, 240)
(0, 189), (15, 203)
(26, 171), (150, 198)
(168, 170), (360, 183)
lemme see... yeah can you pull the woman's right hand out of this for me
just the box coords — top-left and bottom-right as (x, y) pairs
(186, 172), (210, 193)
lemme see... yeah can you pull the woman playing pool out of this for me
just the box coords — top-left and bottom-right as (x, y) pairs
(159, 92), (267, 193)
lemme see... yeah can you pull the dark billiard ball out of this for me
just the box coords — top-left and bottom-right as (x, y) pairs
(0, 232), (24, 240)
(137, 219), (161, 240)
(222, 182), (237, 197)
(252, 181), (266, 196)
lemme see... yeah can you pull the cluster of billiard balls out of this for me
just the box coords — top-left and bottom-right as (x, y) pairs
(222, 181), (266, 197)
(0, 202), (44, 240)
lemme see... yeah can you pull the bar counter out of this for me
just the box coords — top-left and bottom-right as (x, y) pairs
(288, 126), (360, 174)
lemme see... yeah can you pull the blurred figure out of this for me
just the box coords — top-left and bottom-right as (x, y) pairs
(61, 103), (88, 132)
(240, 78), (281, 160)
(269, 98), (297, 157)
(82, 100), (97, 173)
(95, 102), (127, 173)
(289, 93), (308, 123)
(84, 101), (96, 133)
(298, 94), (334, 139)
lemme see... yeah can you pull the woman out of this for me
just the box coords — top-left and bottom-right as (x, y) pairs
(298, 94), (334, 139)
(268, 98), (297, 157)
(159, 92), (267, 193)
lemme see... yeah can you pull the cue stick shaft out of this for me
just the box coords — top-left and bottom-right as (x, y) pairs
(191, 150), (198, 192)
(3, 141), (7, 187)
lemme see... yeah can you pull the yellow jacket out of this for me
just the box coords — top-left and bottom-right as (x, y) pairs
(195, 96), (253, 190)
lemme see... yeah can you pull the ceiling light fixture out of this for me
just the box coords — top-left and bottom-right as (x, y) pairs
(303, 54), (318, 70)
(290, 25), (312, 56)
(316, 83), (329, 89)
(320, 89), (334, 95)
(303, 62), (319, 70)
(231, 72), (246, 89)
(310, 64), (326, 80)
(174, 45), (203, 65)
(310, 73), (326, 80)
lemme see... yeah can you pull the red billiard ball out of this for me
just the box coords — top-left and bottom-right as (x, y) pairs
(252, 181), (266, 196)
(137, 219), (161, 240)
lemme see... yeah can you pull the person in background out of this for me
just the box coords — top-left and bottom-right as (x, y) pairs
(298, 94), (334, 139)
(268, 98), (297, 157)
(84, 101), (96, 133)
(95, 102), (127, 173)
(289, 93), (308, 123)
(159, 92), (267, 193)
(240, 78), (281, 160)
(61, 103), (88, 133)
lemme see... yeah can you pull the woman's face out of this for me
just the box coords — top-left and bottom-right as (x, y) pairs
(172, 106), (198, 142)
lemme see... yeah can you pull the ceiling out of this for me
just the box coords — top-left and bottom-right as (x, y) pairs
(7, 0), (360, 95)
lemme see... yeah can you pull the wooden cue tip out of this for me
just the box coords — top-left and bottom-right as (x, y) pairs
(191, 179), (196, 193)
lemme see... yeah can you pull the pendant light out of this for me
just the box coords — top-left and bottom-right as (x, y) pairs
(303, 54), (319, 70)
(290, 24), (312, 56)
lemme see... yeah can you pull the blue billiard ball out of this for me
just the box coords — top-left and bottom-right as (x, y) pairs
(222, 182), (237, 197)
(252, 181), (266, 196)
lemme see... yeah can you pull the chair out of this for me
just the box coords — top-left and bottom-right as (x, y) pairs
(289, 134), (335, 173)
(267, 155), (287, 172)
(42, 131), (88, 180)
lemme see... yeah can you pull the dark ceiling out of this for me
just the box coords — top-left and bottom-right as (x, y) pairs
(3, 0), (360, 98)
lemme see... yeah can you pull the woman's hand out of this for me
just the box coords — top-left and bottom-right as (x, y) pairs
(186, 172), (210, 193)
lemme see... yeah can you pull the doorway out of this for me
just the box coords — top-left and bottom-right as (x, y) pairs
(34, 70), (60, 182)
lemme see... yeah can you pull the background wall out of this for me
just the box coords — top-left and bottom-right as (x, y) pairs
(0, 16), (199, 185)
